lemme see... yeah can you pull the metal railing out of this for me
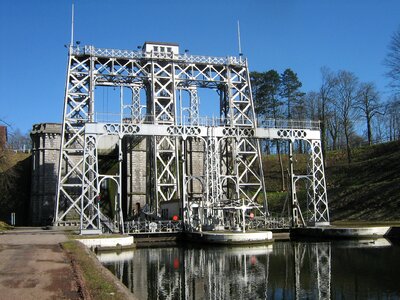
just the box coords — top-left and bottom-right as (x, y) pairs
(70, 45), (245, 66)
(124, 220), (183, 234)
(259, 119), (320, 130)
(123, 217), (291, 233)
(95, 113), (227, 127)
(94, 113), (321, 130)
(248, 217), (292, 229)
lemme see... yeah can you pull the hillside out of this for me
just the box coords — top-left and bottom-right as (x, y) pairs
(0, 150), (31, 225)
(263, 141), (400, 222)
(326, 141), (400, 221)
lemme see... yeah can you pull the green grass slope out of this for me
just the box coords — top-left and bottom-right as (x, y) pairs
(262, 141), (400, 222)
(326, 141), (400, 221)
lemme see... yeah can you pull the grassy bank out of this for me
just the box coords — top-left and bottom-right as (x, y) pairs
(0, 150), (31, 225)
(0, 221), (13, 232)
(263, 140), (400, 222)
(62, 240), (133, 300)
(326, 141), (400, 221)
(331, 220), (400, 227)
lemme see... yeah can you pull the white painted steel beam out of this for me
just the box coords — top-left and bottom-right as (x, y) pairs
(85, 122), (322, 140)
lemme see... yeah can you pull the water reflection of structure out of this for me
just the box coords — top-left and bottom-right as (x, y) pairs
(100, 245), (273, 299)
(98, 239), (394, 300)
(294, 242), (331, 299)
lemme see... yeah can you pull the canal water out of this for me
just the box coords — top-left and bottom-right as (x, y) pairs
(98, 239), (400, 299)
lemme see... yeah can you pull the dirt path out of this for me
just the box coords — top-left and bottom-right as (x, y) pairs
(0, 228), (83, 300)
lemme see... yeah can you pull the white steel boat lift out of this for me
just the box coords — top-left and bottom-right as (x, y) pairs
(54, 42), (329, 234)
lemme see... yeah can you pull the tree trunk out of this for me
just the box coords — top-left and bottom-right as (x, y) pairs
(329, 129), (337, 151)
(344, 125), (352, 164)
(366, 114), (372, 145)
(298, 140), (303, 154)
(333, 135), (337, 150)
(266, 141), (271, 155)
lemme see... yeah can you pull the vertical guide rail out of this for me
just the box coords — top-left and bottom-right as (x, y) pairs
(229, 59), (267, 215)
(54, 47), (73, 225)
(310, 140), (330, 225)
(55, 47), (91, 225)
(131, 84), (143, 122)
(81, 133), (100, 231)
(205, 127), (221, 225)
(289, 140), (305, 227)
(189, 87), (200, 126)
(149, 58), (179, 215)
(246, 64), (269, 217)
(306, 144), (315, 223)
(181, 138), (188, 227)
(118, 87), (125, 234)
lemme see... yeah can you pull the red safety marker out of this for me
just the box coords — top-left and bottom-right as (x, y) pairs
(173, 258), (180, 269)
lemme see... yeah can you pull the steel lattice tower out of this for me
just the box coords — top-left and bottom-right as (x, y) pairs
(54, 42), (330, 232)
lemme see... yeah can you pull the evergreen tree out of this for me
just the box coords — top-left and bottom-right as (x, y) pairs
(250, 69), (285, 190)
(280, 69), (304, 119)
(250, 69), (282, 121)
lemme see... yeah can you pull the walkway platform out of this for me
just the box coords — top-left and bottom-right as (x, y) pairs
(0, 228), (82, 299)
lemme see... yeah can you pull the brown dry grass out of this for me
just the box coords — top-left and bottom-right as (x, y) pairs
(62, 240), (134, 300)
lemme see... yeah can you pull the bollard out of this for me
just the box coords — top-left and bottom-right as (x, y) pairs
(11, 212), (15, 226)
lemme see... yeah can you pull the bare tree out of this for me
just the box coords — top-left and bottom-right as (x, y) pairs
(327, 109), (341, 150)
(356, 82), (382, 145)
(333, 70), (359, 163)
(304, 91), (320, 121)
(386, 96), (400, 141)
(318, 67), (337, 160)
(7, 129), (31, 151)
(384, 26), (400, 94)
(372, 114), (387, 142)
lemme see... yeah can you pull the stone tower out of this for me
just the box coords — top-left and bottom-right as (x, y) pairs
(30, 123), (61, 225)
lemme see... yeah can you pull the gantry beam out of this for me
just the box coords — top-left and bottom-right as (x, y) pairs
(84, 122), (321, 140)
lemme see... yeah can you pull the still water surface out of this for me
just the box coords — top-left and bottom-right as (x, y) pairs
(99, 239), (400, 299)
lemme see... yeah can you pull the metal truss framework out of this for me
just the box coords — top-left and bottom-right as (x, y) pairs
(54, 45), (330, 232)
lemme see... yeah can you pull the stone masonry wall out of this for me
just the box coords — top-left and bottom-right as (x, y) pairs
(123, 137), (147, 218)
(30, 123), (61, 225)
(186, 138), (205, 198)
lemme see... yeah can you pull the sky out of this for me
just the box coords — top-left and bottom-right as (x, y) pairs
(0, 0), (399, 134)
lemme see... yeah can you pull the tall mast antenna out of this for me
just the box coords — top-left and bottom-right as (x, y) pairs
(70, 2), (75, 46)
(237, 20), (242, 55)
